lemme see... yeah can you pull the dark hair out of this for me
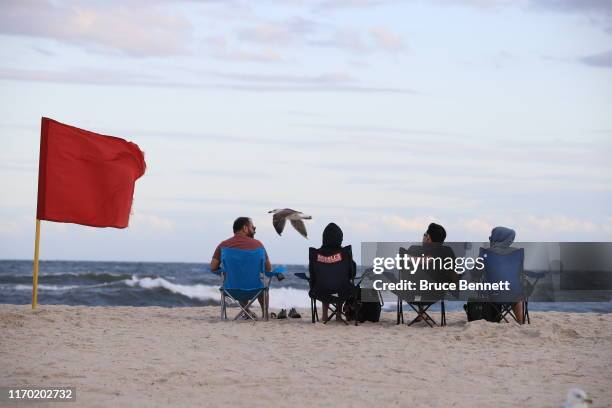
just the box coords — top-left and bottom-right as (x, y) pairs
(233, 217), (251, 233)
(427, 223), (446, 243)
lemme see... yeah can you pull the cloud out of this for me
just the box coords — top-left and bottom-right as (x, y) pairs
(369, 27), (407, 53)
(524, 214), (602, 233)
(233, 17), (407, 56)
(0, 219), (26, 235)
(238, 17), (320, 45)
(381, 215), (440, 232)
(531, 0), (612, 15)
(359, 214), (612, 241)
(531, 0), (612, 33)
(314, 0), (399, 10)
(0, 67), (416, 94)
(0, 67), (162, 86)
(206, 17), (322, 60)
(129, 213), (175, 231)
(189, 168), (272, 178)
(0, 0), (192, 57)
(580, 49), (612, 68)
(458, 217), (493, 236)
(311, 26), (407, 54)
(211, 71), (356, 85)
(434, 0), (527, 8)
(459, 215), (612, 239)
(311, 28), (368, 52)
(203, 36), (284, 62)
(299, 124), (462, 137)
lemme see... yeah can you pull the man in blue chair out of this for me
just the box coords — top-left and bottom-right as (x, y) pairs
(211, 217), (280, 319)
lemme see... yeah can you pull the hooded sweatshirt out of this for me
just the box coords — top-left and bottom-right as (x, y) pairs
(489, 226), (518, 255)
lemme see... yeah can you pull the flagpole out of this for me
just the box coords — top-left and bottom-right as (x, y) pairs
(32, 219), (41, 309)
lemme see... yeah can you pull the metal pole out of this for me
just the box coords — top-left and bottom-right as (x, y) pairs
(31, 219), (41, 309)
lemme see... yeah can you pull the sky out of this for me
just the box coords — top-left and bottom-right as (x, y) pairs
(0, 0), (611, 264)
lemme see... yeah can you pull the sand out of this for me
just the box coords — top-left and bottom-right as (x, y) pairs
(1, 305), (611, 408)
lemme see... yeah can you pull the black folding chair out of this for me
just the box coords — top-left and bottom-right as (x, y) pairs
(296, 245), (358, 325)
(394, 246), (453, 327)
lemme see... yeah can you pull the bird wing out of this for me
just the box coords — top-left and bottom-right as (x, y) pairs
(290, 219), (308, 238)
(272, 213), (287, 235)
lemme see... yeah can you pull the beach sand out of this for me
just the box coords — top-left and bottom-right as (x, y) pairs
(1, 305), (611, 408)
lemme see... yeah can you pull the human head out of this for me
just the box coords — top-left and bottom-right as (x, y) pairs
(423, 223), (446, 244)
(322, 223), (343, 248)
(233, 217), (256, 238)
(489, 226), (515, 248)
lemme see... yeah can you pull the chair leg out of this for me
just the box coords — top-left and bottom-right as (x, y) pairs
(311, 299), (316, 324)
(494, 303), (510, 323)
(221, 292), (227, 320)
(396, 299), (401, 325)
(441, 301), (446, 327)
(231, 293), (262, 321)
(264, 290), (269, 321)
(325, 305), (336, 324)
(525, 300), (530, 324)
(407, 304), (437, 327)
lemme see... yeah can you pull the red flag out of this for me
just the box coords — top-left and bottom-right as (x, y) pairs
(36, 117), (146, 228)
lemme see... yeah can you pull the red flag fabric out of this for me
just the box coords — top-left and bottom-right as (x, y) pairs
(36, 117), (146, 228)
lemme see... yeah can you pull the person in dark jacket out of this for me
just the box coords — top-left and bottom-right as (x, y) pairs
(316, 223), (356, 321)
(405, 222), (458, 321)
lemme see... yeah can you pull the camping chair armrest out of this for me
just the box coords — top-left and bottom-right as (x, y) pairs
(294, 272), (309, 281)
(265, 266), (287, 278)
(210, 267), (223, 276)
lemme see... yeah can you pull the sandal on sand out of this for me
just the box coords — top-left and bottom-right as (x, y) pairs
(288, 308), (301, 319)
(277, 309), (287, 319)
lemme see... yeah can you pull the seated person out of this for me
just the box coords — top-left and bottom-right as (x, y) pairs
(405, 222), (458, 282)
(315, 223), (356, 321)
(405, 223), (458, 316)
(210, 217), (272, 319)
(487, 226), (524, 324)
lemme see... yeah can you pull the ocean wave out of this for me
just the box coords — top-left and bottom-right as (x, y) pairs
(124, 276), (310, 308)
(125, 276), (220, 302)
(14, 284), (80, 291)
(0, 272), (132, 285)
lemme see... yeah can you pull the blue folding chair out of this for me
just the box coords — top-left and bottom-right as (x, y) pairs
(480, 247), (526, 323)
(218, 247), (284, 321)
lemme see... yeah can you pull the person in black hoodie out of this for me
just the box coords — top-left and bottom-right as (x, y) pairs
(317, 223), (357, 321)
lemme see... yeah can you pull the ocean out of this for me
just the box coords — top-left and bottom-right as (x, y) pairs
(1, 260), (611, 313)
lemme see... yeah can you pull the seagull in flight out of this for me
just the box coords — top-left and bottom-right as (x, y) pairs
(268, 209), (312, 238)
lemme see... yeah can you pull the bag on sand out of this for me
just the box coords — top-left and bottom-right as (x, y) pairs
(344, 286), (382, 323)
(464, 301), (484, 322)
(464, 301), (502, 323)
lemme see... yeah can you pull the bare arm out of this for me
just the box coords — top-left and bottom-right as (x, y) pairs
(210, 258), (220, 272)
(265, 257), (272, 272)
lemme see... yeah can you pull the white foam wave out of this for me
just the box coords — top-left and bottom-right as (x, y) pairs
(267, 287), (310, 309)
(14, 284), (80, 291)
(125, 276), (220, 302)
(43, 271), (126, 277)
(125, 276), (310, 308)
